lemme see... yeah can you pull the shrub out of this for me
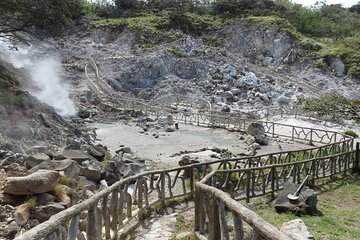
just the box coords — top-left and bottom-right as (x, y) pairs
(25, 197), (37, 208)
(0, 91), (28, 108)
(344, 130), (359, 138)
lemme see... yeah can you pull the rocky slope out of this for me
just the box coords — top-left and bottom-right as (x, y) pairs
(60, 20), (359, 116)
(0, 17), (359, 238)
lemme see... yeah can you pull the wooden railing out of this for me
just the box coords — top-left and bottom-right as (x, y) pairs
(15, 61), (358, 240)
(194, 171), (292, 240)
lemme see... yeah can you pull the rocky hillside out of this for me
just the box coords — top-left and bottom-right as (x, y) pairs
(60, 16), (359, 116)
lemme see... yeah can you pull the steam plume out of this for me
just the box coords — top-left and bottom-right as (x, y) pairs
(0, 41), (76, 117)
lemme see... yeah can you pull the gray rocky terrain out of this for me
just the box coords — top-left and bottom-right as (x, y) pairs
(0, 18), (359, 239)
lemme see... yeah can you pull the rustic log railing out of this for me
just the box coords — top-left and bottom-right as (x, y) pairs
(16, 68), (359, 240)
(194, 171), (292, 240)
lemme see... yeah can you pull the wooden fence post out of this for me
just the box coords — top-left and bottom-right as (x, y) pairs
(208, 197), (220, 240)
(354, 142), (359, 172)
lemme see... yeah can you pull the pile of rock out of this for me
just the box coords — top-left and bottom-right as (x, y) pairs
(0, 143), (146, 238)
(103, 146), (146, 185)
(137, 115), (176, 138)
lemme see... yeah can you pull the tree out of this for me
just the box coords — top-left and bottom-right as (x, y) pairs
(0, 0), (85, 41)
(349, 1), (360, 14)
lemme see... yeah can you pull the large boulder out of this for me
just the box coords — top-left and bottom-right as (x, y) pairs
(158, 115), (174, 125)
(103, 155), (145, 185)
(14, 203), (31, 226)
(33, 203), (65, 223)
(0, 221), (20, 239)
(25, 153), (51, 168)
(280, 219), (314, 240)
(79, 159), (103, 182)
(274, 181), (317, 215)
(86, 145), (106, 161)
(247, 122), (269, 145)
(61, 150), (93, 164)
(4, 170), (60, 195)
(179, 155), (205, 178)
(28, 159), (80, 179)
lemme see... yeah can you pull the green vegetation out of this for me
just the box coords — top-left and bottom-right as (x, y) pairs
(0, 91), (28, 108)
(344, 130), (359, 138)
(203, 37), (223, 48)
(1, 0), (358, 78)
(171, 214), (196, 240)
(168, 48), (185, 58)
(302, 93), (360, 122)
(25, 197), (37, 208)
(254, 174), (360, 240)
(104, 152), (112, 161)
(86, 0), (360, 78)
(58, 175), (72, 186)
(0, 0), (85, 39)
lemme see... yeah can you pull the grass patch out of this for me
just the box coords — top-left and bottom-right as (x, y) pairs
(171, 214), (196, 240)
(58, 176), (72, 186)
(168, 47), (186, 58)
(25, 197), (37, 208)
(253, 174), (360, 240)
(316, 38), (360, 79)
(0, 90), (28, 108)
(344, 130), (359, 138)
(203, 36), (223, 48)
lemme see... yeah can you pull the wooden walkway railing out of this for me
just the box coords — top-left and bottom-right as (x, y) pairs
(14, 110), (358, 240)
(195, 171), (292, 240)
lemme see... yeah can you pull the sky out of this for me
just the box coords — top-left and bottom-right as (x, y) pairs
(292, 0), (358, 7)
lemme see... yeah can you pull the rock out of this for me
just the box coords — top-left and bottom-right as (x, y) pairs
(27, 145), (47, 154)
(221, 104), (231, 112)
(86, 145), (105, 161)
(61, 150), (93, 164)
(28, 219), (40, 228)
(179, 155), (206, 178)
(33, 203), (65, 223)
(0, 221), (20, 239)
(14, 203), (31, 226)
(0, 206), (7, 221)
(277, 95), (290, 106)
(280, 219), (314, 240)
(6, 124), (35, 140)
(119, 162), (145, 178)
(247, 143), (261, 156)
(1, 194), (26, 206)
(28, 159), (80, 179)
(65, 138), (82, 150)
(4, 170), (60, 195)
(220, 63), (237, 80)
(78, 176), (96, 192)
(257, 92), (270, 102)
(25, 153), (51, 168)
(54, 187), (72, 207)
(330, 58), (345, 77)
(78, 109), (91, 119)
(247, 122), (269, 145)
(244, 135), (255, 145)
(158, 115), (174, 125)
(175, 232), (194, 240)
(165, 127), (175, 132)
(274, 181), (317, 214)
(79, 159), (103, 182)
(234, 72), (259, 89)
(115, 147), (133, 155)
(35, 193), (56, 205)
